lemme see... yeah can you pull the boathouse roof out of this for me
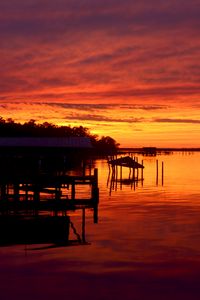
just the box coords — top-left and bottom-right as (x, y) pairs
(0, 137), (93, 148)
(109, 156), (144, 168)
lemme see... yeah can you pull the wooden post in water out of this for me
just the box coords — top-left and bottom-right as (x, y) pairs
(92, 168), (99, 201)
(141, 160), (144, 185)
(120, 165), (122, 190)
(120, 165), (122, 180)
(132, 167), (135, 180)
(107, 167), (111, 187)
(82, 208), (86, 243)
(162, 161), (164, 186)
(111, 166), (115, 190)
(134, 176), (136, 190)
(71, 181), (75, 200)
(136, 157), (139, 180)
(129, 167), (131, 179)
(156, 159), (159, 185)
(115, 164), (118, 191)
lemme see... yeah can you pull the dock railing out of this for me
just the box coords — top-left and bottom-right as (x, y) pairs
(0, 168), (99, 220)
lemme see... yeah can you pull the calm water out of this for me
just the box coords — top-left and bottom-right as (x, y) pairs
(0, 151), (200, 300)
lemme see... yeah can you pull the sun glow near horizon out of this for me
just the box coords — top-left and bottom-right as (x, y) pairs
(0, 99), (199, 148)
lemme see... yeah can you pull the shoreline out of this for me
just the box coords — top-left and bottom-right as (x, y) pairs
(118, 147), (200, 152)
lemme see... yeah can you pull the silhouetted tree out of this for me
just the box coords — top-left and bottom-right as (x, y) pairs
(95, 136), (120, 153)
(0, 117), (119, 153)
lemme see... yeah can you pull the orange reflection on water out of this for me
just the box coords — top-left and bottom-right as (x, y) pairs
(89, 151), (200, 266)
(0, 151), (199, 300)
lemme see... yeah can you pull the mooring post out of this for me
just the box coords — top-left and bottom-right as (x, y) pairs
(92, 168), (99, 201)
(115, 165), (118, 191)
(108, 161), (111, 172)
(94, 168), (98, 188)
(71, 181), (75, 200)
(141, 160), (144, 181)
(132, 167), (135, 180)
(111, 166), (115, 190)
(107, 168), (111, 187)
(162, 161), (164, 186)
(82, 208), (86, 243)
(120, 165), (122, 190)
(129, 167), (131, 179)
(156, 159), (159, 185)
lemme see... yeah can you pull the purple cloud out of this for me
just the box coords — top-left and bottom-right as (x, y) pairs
(154, 118), (200, 124)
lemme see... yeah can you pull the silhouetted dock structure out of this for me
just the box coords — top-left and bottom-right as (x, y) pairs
(0, 209), (93, 247)
(141, 147), (157, 156)
(0, 156), (99, 246)
(0, 135), (103, 246)
(108, 156), (144, 169)
(107, 156), (144, 193)
(0, 169), (99, 217)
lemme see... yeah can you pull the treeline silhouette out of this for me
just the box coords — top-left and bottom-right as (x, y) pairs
(0, 117), (119, 153)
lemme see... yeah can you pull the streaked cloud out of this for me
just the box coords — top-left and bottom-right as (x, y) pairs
(65, 113), (142, 123)
(154, 118), (200, 124)
(40, 103), (169, 111)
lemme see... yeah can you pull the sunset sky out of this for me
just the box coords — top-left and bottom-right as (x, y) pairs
(0, 0), (200, 147)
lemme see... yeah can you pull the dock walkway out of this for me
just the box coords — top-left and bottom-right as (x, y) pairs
(0, 169), (99, 220)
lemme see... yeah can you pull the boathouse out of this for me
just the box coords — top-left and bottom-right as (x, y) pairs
(142, 147), (157, 156)
(0, 137), (98, 245)
(0, 137), (92, 153)
(108, 155), (144, 184)
(108, 156), (144, 169)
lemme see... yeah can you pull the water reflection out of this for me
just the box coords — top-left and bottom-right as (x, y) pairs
(0, 156), (99, 247)
(107, 155), (144, 194)
(0, 152), (200, 300)
(107, 167), (144, 194)
(0, 208), (92, 247)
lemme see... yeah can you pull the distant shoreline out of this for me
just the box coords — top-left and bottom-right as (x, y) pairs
(118, 147), (200, 153)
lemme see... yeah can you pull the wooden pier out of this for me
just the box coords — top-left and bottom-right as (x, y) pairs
(108, 155), (144, 179)
(0, 168), (99, 222)
(107, 156), (144, 194)
(0, 167), (99, 246)
(107, 156), (143, 193)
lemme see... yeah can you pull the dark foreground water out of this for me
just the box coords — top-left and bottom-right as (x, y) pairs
(0, 151), (200, 300)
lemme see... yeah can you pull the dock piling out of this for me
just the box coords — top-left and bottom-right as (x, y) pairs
(162, 161), (164, 186)
(156, 160), (159, 185)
